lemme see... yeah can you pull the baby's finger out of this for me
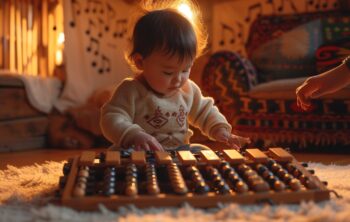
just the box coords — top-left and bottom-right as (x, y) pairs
(227, 141), (240, 150)
(135, 145), (142, 151)
(227, 136), (241, 148)
(241, 137), (251, 145)
(148, 140), (164, 151)
(219, 135), (229, 143)
(143, 143), (150, 151)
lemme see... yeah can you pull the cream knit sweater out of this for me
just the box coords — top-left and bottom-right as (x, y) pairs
(100, 77), (231, 150)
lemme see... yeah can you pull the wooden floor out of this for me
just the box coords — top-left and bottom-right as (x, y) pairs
(1, 143), (350, 170)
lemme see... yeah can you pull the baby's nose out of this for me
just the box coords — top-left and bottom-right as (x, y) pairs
(172, 74), (182, 83)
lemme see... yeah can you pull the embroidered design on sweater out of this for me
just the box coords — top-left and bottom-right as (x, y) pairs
(160, 136), (183, 148)
(177, 105), (186, 127)
(147, 106), (168, 129)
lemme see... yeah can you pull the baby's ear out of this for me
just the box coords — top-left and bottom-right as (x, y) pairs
(133, 53), (144, 70)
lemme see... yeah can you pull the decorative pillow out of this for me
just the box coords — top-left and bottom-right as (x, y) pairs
(202, 51), (258, 120)
(251, 19), (323, 83)
(315, 15), (350, 72)
(316, 38), (350, 73)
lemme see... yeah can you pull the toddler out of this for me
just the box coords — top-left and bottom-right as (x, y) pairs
(100, 2), (250, 151)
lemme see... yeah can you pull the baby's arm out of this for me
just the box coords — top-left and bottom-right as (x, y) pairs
(296, 57), (350, 110)
(100, 81), (163, 151)
(188, 81), (250, 149)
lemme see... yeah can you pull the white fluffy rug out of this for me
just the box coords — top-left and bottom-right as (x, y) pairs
(1, 161), (350, 222)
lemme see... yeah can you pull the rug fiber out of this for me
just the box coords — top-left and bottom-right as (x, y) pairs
(1, 161), (350, 222)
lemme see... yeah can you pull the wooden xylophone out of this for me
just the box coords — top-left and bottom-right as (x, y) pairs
(57, 147), (331, 210)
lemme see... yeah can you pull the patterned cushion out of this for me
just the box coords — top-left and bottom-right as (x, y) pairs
(248, 13), (350, 83)
(246, 12), (326, 57)
(202, 51), (257, 120)
(316, 38), (350, 73)
(250, 19), (323, 82)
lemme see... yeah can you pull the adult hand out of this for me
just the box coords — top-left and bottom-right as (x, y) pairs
(296, 63), (350, 110)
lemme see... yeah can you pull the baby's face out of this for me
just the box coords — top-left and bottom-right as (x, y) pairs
(140, 50), (193, 96)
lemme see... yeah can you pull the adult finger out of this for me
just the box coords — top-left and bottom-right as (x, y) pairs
(310, 88), (328, 99)
(297, 94), (311, 111)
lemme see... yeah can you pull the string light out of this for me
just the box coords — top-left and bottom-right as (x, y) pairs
(56, 32), (65, 65)
(58, 32), (65, 45)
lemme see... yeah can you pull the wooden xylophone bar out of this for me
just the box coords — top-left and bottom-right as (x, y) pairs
(58, 147), (331, 211)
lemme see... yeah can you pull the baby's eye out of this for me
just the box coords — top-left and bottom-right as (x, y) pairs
(163, 71), (173, 75)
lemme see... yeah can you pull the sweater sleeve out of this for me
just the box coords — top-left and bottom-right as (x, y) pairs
(187, 80), (232, 140)
(100, 80), (144, 148)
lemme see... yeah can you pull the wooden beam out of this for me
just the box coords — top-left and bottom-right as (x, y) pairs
(9, 0), (16, 70)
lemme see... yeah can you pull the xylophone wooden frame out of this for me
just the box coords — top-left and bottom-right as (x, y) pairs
(59, 148), (331, 211)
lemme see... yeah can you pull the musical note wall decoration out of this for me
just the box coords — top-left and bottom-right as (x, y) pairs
(97, 18), (104, 38)
(308, 0), (338, 11)
(213, 0), (340, 56)
(70, 0), (82, 27)
(277, 0), (298, 13)
(266, 0), (277, 15)
(245, 3), (263, 23)
(236, 21), (244, 44)
(85, 0), (104, 14)
(68, 0), (129, 75)
(219, 23), (235, 46)
(104, 3), (116, 32)
(113, 19), (127, 38)
(86, 37), (100, 55)
(98, 55), (111, 74)
(85, 19), (95, 35)
(91, 54), (111, 74)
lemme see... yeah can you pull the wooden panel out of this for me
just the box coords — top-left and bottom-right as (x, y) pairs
(105, 151), (120, 166)
(15, 0), (23, 73)
(0, 136), (46, 152)
(177, 151), (197, 165)
(9, 0), (15, 70)
(131, 151), (146, 165)
(199, 150), (221, 165)
(155, 151), (172, 164)
(268, 147), (293, 162)
(59, 151), (331, 210)
(245, 148), (268, 163)
(222, 149), (245, 163)
(0, 1), (3, 68)
(0, 116), (48, 140)
(79, 151), (96, 166)
(0, 74), (24, 87)
(0, 87), (43, 120)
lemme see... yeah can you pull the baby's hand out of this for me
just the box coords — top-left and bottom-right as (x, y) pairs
(128, 131), (164, 151)
(212, 127), (251, 149)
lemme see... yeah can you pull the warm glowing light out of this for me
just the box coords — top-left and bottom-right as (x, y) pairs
(177, 3), (193, 22)
(56, 32), (65, 66)
(55, 50), (63, 65)
(58, 32), (65, 45)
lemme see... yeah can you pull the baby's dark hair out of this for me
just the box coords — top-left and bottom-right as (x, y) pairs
(129, 9), (196, 64)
